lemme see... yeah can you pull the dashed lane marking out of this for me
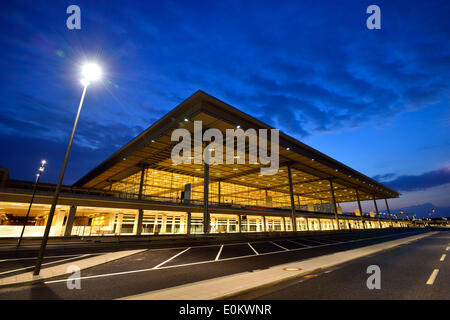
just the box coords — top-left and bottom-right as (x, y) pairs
(426, 269), (439, 285)
(440, 254), (446, 262)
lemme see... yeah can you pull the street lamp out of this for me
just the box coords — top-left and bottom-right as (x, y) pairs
(34, 62), (102, 275)
(17, 160), (46, 247)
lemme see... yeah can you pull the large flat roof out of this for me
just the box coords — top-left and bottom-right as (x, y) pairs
(74, 90), (400, 202)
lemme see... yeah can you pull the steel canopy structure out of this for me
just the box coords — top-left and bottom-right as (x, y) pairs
(75, 90), (399, 203)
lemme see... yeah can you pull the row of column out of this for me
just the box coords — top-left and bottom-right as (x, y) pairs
(202, 164), (395, 233)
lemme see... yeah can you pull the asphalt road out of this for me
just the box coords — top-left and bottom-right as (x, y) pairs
(233, 230), (450, 300)
(0, 228), (434, 299)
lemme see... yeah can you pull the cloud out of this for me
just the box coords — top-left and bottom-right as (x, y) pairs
(384, 167), (450, 192)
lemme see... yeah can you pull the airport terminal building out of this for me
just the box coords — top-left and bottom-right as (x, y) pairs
(0, 91), (411, 238)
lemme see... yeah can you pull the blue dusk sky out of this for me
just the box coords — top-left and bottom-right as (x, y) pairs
(0, 1), (449, 217)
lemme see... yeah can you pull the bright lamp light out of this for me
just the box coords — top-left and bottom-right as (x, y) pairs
(81, 62), (102, 84)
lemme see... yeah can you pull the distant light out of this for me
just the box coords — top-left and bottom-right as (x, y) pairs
(41, 160), (46, 165)
(184, 118), (188, 122)
(286, 147), (290, 150)
(81, 62), (102, 84)
(236, 125), (241, 129)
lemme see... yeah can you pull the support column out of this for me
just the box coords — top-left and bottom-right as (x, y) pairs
(186, 212), (191, 235)
(203, 158), (210, 234)
(238, 215), (242, 232)
(355, 189), (365, 229)
(115, 213), (123, 234)
(136, 166), (146, 236)
(329, 179), (340, 230)
(54, 209), (66, 237)
(218, 180), (221, 205)
(373, 196), (381, 228)
(385, 199), (392, 227)
(262, 216), (266, 232)
(64, 205), (77, 236)
(287, 164), (297, 231)
(282, 216), (286, 231)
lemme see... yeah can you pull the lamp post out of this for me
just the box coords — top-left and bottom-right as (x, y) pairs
(17, 160), (46, 247)
(34, 62), (102, 275)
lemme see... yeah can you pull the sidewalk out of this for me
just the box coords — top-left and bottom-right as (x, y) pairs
(119, 232), (436, 300)
(0, 249), (146, 287)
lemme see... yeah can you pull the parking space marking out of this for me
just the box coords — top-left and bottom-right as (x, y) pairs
(270, 241), (289, 251)
(152, 247), (190, 269)
(215, 245), (223, 261)
(288, 239), (312, 247)
(440, 254), (446, 262)
(307, 239), (331, 245)
(247, 243), (259, 255)
(426, 269), (439, 285)
(43, 231), (422, 285)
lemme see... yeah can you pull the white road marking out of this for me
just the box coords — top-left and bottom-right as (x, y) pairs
(307, 239), (329, 245)
(215, 245), (223, 261)
(426, 269), (439, 285)
(288, 239), (312, 247)
(446, 246), (449, 251)
(152, 247), (190, 269)
(43, 231), (421, 285)
(440, 254), (446, 262)
(270, 241), (289, 251)
(247, 243), (259, 255)
(0, 254), (90, 276)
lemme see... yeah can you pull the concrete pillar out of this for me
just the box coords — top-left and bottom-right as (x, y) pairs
(115, 213), (123, 234)
(132, 211), (140, 234)
(218, 181), (221, 205)
(329, 179), (340, 230)
(282, 216), (286, 231)
(53, 209), (66, 237)
(161, 214), (167, 234)
(355, 189), (365, 229)
(262, 215), (266, 232)
(238, 215), (242, 232)
(64, 205), (77, 236)
(287, 164), (297, 231)
(186, 212), (191, 234)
